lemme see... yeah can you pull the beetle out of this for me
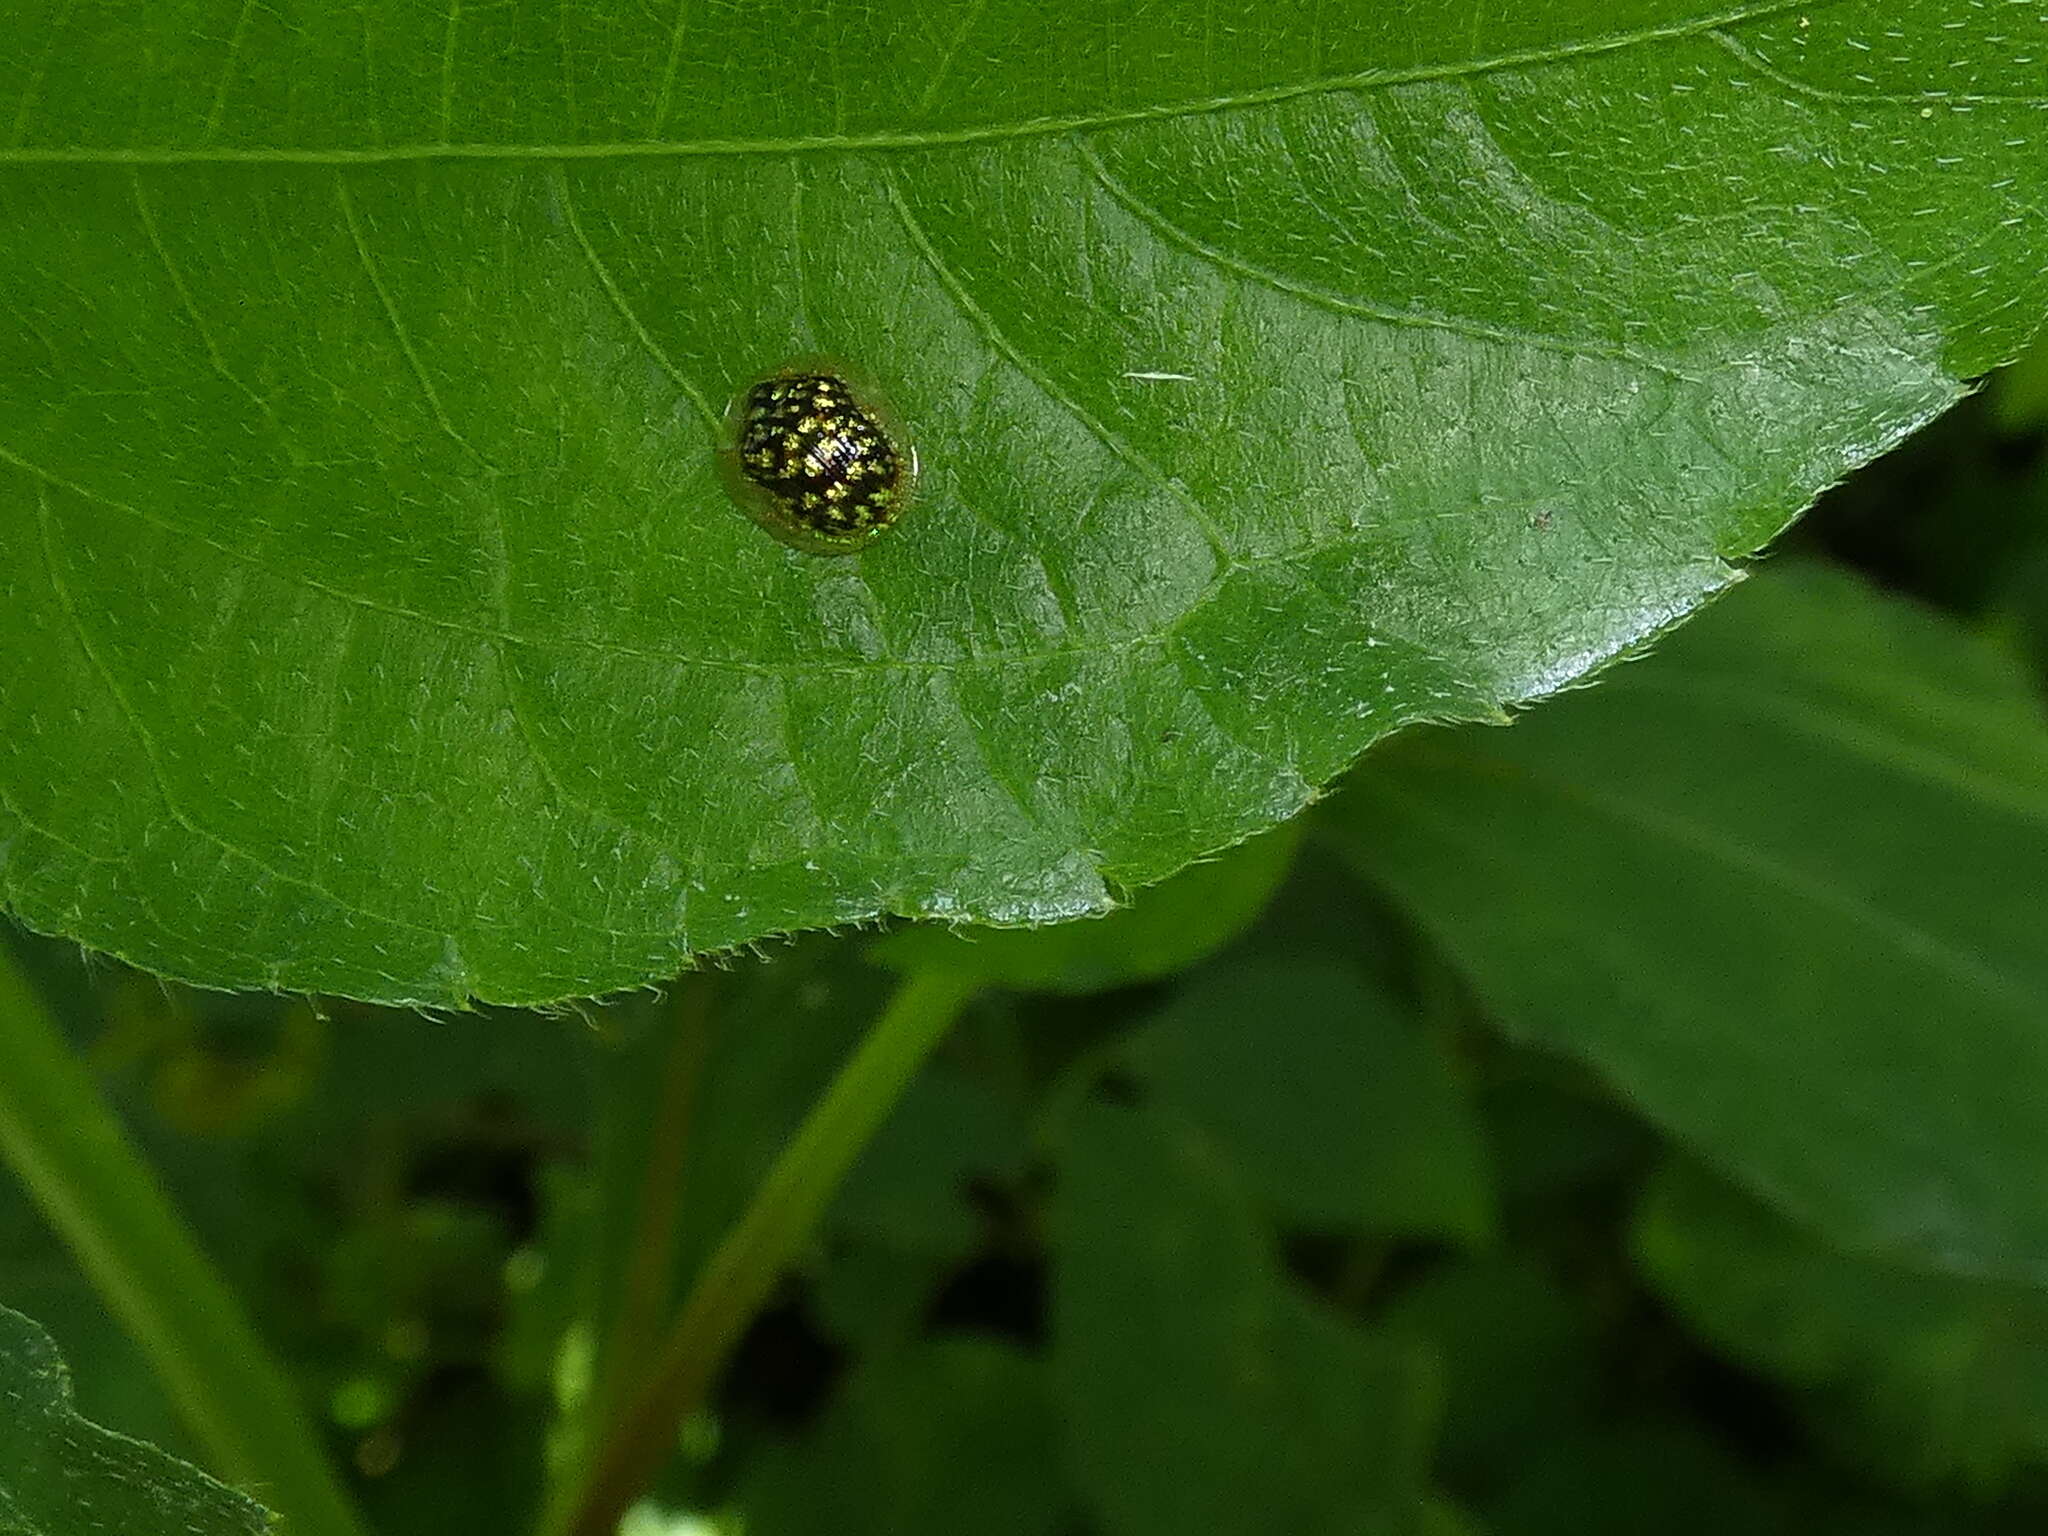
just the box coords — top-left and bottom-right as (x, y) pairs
(719, 359), (916, 555)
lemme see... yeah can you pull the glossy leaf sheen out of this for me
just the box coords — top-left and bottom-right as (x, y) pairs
(1330, 565), (2048, 1280)
(0, 1305), (273, 1536)
(0, 1), (2042, 1002)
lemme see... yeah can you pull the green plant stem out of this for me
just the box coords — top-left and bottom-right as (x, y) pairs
(585, 976), (716, 1453)
(538, 967), (981, 1536)
(0, 946), (367, 1536)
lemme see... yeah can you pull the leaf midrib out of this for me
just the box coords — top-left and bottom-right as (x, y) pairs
(0, 0), (1822, 167)
(0, 419), (1545, 687)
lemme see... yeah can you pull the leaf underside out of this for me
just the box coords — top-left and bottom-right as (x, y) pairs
(0, 0), (2041, 1002)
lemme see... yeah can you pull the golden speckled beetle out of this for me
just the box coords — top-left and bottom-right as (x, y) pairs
(719, 359), (917, 554)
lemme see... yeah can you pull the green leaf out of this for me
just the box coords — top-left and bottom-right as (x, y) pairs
(1378, 1259), (1598, 1489)
(829, 1063), (1025, 1254)
(1637, 1161), (2048, 1495)
(1049, 1099), (1440, 1536)
(1483, 1419), (2048, 1536)
(1, 3), (2041, 1003)
(733, 1337), (1070, 1536)
(1423, 1502), (1488, 1536)
(0, 940), (366, 1536)
(872, 821), (1302, 992)
(1477, 1058), (1657, 1211)
(1482, 1423), (1802, 1536)
(1994, 332), (2048, 434)
(0, 1179), (187, 1457)
(0, 1303), (274, 1536)
(1114, 958), (1494, 1241)
(1327, 564), (2048, 1279)
(804, 1239), (944, 1355)
(809, 1059), (1030, 1350)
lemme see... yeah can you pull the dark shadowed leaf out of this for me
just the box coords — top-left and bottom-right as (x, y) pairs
(1482, 1423), (1800, 1536)
(1638, 1162), (2048, 1495)
(1049, 1100), (1439, 1536)
(1486, 1419), (2046, 1536)
(1423, 1503), (1488, 1536)
(1116, 958), (1493, 1241)
(829, 1062), (1026, 1255)
(1995, 335), (2048, 434)
(805, 1057), (1031, 1351)
(1379, 1259), (1599, 1490)
(732, 1336), (1070, 1536)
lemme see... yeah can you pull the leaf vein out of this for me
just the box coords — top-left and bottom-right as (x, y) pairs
(439, 0), (462, 144)
(0, 438), (1582, 692)
(494, 639), (663, 867)
(204, 0), (261, 142)
(882, 162), (1234, 564)
(0, 0), (1826, 166)
(29, 481), (454, 945)
(650, 0), (692, 139)
(128, 168), (282, 428)
(915, 0), (991, 116)
(335, 174), (491, 465)
(0, 777), (255, 980)
(1453, 746), (2043, 1015)
(9, 0), (75, 148)
(1077, 136), (1698, 382)
(1611, 672), (2048, 826)
(1711, 28), (2048, 108)
(554, 165), (721, 428)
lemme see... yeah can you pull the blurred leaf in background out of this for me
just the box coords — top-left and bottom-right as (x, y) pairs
(1047, 1099), (1441, 1536)
(1640, 1161), (2048, 1497)
(734, 1337), (1070, 1536)
(1327, 562), (2048, 1282)
(0, 1305), (273, 1536)
(1109, 958), (1491, 1244)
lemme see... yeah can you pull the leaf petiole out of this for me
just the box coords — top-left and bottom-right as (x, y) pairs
(537, 966), (981, 1536)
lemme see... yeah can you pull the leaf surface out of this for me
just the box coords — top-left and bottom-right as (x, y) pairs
(872, 821), (1301, 991)
(1638, 1162), (2048, 1494)
(734, 1338), (1070, 1536)
(1048, 1099), (1441, 1536)
(0, 1304), (273, 1536)
(0, 1), (2042, 1001)
(1329, 564), (2048, 1279)
(1115, 958), (1494, 1241)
